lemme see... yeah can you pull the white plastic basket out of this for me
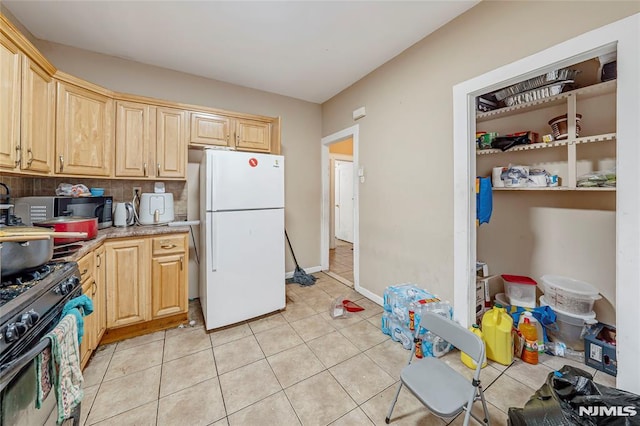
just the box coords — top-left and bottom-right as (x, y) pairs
(539, 275), (601, 315)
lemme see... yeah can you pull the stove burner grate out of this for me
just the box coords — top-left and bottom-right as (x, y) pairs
(0, 262), (65, 307)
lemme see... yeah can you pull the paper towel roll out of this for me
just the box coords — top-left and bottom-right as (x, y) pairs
(492, 167), (506, 187)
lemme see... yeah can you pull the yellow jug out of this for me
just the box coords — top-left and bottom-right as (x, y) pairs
(481, 304), (513, 366)
(461, 324), (488, 369)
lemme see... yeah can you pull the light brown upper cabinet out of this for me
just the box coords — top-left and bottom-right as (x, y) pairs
(115, 101), (155, 178)
(56, 80), (113, 176)
(156, 107), (187, 179)
(187, 111), (280, 154)
(0, 33), (55, 175)
(115, 101), (186, 180)
(189, 111), (230, 147)
(234, 118), (272, 152)
(0, 32), (22, 170)
(21, 57), (55, 174)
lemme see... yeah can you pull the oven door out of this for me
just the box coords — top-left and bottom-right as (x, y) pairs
(0, 342), (79, 426)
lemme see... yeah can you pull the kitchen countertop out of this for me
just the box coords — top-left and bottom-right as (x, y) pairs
(60, 224), (191, 262)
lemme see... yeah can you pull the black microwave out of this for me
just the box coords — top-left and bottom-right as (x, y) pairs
(13, 196), (113, 229)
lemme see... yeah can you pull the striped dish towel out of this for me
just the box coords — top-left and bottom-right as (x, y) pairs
(41, 313), (84, 424)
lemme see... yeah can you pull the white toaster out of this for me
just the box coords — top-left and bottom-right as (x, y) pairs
(138, 193), (175, 225)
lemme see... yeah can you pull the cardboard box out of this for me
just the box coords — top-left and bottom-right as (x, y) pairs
(475, 305), (489, 326)
(476, 261), (489, 278)
(477, 275), (503, 308)
(584, 323), (617, 377)
(476, 280), (485, 306)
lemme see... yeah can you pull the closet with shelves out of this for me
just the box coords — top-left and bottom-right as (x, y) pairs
(453, 13), (640, 393)
(475, 54), (617, 326)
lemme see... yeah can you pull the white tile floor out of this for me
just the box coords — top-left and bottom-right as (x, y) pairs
(79, 273), (617, 425)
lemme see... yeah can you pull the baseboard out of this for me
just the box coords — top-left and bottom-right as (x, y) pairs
(354, 284), (383, 307)
(285, 265), (322, 279)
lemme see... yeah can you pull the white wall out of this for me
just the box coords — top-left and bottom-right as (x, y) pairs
(29, 40), (323, 298)
(321, 0), (639, 306)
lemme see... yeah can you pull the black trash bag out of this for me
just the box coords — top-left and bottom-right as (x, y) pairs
(491, 134), (531, 151)
(508, 365), (640, 426)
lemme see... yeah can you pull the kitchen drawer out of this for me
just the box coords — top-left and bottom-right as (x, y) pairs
(77, 252), (95, 281)
(152, 234), (186, 255)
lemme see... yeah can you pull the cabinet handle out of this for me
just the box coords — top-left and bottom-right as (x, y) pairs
(143, 162), (148, 177)
(59, 155), (64, 172)
(157, 162), (160, 176)
(226, 134), (230, 143)
(92, 280), (97, 296)
(235, 133), (239, 147)
(96, 253), (101, 267)
(180, 256), (184, 270)
(82, 268), (88, 275)
(161, 244), (176, 249)
(15, 145), (21, 167)
(26, 149), (33, 167)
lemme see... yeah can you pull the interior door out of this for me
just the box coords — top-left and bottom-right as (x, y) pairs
(334, 160), (354, 243)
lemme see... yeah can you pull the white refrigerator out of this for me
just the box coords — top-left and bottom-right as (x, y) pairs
(199, 149), (285, 330)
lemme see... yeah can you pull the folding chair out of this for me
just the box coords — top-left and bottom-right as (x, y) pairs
(385, 311), (491, 425)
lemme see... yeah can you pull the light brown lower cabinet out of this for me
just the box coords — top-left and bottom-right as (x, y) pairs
(79, 278), (95, 368)
(105, 238), (150, 328)
(105, 233), (188, 329)
(78, 247), (106, 369)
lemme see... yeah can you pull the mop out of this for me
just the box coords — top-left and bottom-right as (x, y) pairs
(285, 230), (317, 286)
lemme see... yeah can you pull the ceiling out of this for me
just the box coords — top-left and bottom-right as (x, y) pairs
(3, 1), (478, 103)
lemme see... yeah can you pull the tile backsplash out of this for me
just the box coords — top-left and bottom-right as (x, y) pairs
(0, 176), (188, 219)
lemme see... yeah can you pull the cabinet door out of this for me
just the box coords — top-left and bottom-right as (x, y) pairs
(234, 118), (271, 152)
(80, 278), (95, 368)
(56, 81), (113, 176)
(105, 238), (149, 328)
(94, 245), (106, 342)
(189, 112), (230, 147)
(156, 107), (186, 178)
(115, 101), (154, 178)
(21, 57), (55, 174)
(0, 33), (21, 170)
(151, 253), (187, 318)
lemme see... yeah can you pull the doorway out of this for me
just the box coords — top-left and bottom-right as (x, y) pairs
(321, 125), (359, 290)
(331, 157), (354, 283)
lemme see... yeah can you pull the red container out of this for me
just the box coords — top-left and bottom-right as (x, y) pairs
(34, 216), (98, 245)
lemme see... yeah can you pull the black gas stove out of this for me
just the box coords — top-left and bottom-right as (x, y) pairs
(0, 261), (81, 368)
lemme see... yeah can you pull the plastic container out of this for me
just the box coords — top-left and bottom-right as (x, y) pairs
(461, 324), (487, 369)
(494, 293), (510, 307)
(539, 275), (601, 315)
(517, 311), (545, 353)
(502, 275), (537, 308)
(540, 296), (596, 351)
(89, 187), (105, 196)
(518, 314), (539, 365)
(547, 113), (582, 140)
(481, 304), (513, 365)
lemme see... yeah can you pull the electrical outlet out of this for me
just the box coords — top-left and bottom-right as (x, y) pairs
(133, 186), (141, 198)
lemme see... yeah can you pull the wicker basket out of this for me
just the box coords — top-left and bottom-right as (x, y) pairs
(548, 114), (582, 140)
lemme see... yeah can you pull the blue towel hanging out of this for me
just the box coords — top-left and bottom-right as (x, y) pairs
(476, 177), (493, 225)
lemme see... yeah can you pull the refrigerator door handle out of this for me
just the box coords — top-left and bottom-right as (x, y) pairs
(210, 217), (218, 272)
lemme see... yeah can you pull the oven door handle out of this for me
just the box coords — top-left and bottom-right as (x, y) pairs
(0, 338), (50, 392)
